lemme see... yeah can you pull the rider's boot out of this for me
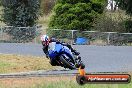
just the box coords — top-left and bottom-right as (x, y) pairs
(73, 50), (80, 55)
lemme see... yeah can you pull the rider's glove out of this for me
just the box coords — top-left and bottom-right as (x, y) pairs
(74, 51), (80, 55)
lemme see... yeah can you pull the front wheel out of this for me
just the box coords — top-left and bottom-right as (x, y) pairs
(59, 55), (76, 70)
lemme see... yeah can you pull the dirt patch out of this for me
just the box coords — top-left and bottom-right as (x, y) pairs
(0, 54), (57, 73)
(0, 76), (76, 88)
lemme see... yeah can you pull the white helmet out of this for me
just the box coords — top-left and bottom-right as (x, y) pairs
(41, 35), (49, 42)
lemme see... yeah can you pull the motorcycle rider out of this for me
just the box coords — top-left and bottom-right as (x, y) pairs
(41, 34), (81, 66)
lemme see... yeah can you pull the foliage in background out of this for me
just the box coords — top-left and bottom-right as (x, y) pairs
(124, 19), (132, 33)
(115, 0), (132, 33)
(40, 0), (56, 15)
(93, 11), (127, 32)
(4, 27), (37, 43)
(1, 0), (40, 42)
(115, 0), (132, 15)
(49, 0), (106, 31)
(0, 0), (1, 6)
(1, 0), (40, 27)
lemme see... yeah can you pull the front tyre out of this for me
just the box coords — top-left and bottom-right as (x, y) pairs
(75, 61), (85, 69)
(59, 55), (76, 70)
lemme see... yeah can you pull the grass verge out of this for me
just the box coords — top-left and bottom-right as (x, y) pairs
(0, 75), (131, 88)
(0, 54), (56, 73)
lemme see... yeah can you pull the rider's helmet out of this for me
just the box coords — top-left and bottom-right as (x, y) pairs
(41, 35), (50, 46)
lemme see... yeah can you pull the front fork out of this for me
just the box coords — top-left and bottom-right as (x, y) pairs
(74, 55), (82, 67)
(75, 55), (81, 63)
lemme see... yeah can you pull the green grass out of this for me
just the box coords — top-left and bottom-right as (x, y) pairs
(0, 62), (11, 67)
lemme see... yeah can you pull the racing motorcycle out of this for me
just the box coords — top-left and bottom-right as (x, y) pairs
(48, 42), (85, 69)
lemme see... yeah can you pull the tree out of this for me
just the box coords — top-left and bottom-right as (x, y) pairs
(94, 13), (125, 32)
(1, 0), (40, 42)
(115, 0), (132, 33)
(115, 0), (132, 15)
(124, 19), (132, 33)
(49, 0), (105, 31)
(40, 0), (56, 15)
(1, 0), (40, 27)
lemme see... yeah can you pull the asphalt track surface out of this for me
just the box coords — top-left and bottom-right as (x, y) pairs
(0, 43), (132, 76)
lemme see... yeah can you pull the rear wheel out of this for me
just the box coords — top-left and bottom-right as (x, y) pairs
(59, 55), (76, 70)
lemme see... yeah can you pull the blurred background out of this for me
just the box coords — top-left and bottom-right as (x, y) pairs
(0, 0), (131, 45)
